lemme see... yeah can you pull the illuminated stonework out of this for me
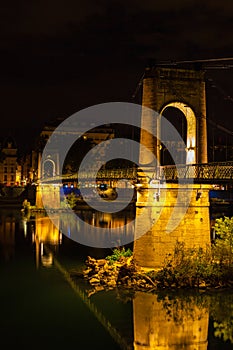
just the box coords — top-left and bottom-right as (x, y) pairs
(160, 102), (196, 164)
(134, 183), (211, 268)
(140, 66), (208, 167)
(134, 66), (210, 268)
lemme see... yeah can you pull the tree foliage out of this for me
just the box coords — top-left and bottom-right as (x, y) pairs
(213, 216), (233, 266)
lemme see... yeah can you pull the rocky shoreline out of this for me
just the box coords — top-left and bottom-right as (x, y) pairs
(82, 255), (158, 295)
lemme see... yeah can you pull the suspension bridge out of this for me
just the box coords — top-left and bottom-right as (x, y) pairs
(36, 58), (233, 268)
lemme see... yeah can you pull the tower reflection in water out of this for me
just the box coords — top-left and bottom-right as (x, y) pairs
(32, 213), (62, 268)
(0, 210), (16, 261)
(133, 292), (209, 350)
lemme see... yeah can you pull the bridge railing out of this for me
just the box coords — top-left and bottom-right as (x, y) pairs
(66, 167), (138, 181)
(39, 167), (138, 183)
(39, 161), (233, 184)
(160, 161), (233, 182)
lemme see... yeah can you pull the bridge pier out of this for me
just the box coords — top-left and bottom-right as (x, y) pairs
(36, 184), (61, 210)
(133, 183), (212, 268)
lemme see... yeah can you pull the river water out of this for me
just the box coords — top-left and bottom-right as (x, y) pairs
(0, 207), (233, 350)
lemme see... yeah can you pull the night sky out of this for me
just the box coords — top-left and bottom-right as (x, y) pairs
(1, 0), (233, 153)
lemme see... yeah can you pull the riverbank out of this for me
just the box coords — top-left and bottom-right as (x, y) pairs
(73, 245), (233, 296)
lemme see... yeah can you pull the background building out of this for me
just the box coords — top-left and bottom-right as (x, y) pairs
(0, 136), (21, 186)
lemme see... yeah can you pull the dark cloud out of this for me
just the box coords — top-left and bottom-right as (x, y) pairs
(0, 1), (103, 39)
(0, 0), (232, 152)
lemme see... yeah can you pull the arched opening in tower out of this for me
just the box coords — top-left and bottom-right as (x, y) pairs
(161, 107), (187, 166)
(43, 159), (55, 177)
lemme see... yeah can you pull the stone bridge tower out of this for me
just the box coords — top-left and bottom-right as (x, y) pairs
(139, 65), (208, 167)
(35, 150), (61, 210)
(134, 65), (211, 268)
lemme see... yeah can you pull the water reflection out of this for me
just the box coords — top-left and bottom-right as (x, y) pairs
(58, 209), (135, 248)
(209, 291), (233, 345)
(2, 208), (232, 350)
(133, 292), (209, 350)
(0, 210), (16, 261)
(25, 208), (135, 266)
(132, 290), (233, 349)
(32, 212), (62, 268)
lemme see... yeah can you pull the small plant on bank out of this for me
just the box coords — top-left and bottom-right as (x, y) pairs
(65, 192), (79, 209)
(105, 247), (133, 264)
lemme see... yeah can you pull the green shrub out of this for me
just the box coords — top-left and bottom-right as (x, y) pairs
(154, 240), (233, 289)
(213, 216), (233, 266)
(106, 247), (132, 264)
(65, 192), (79, 209)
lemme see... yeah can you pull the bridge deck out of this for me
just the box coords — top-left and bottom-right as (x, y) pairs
(39, 161), (233, 184)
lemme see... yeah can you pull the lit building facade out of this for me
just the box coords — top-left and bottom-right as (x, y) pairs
(0, 137), (21, 186)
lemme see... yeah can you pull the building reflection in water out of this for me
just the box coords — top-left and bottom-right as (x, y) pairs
(32, 213), (62, 269)
(0, 210), (16, 261)
(133, 292), (209, 350)
(59, 209), (135, 248)
(30, 208), (135, 266)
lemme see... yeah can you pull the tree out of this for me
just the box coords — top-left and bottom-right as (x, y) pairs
(213, 216), (233, 266)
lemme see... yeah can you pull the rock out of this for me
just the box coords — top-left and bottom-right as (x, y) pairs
(103, 263), (109, 270)
(97, 259), (107, 266)
(89, 277), (100, 285)
(86, 256), (96, 265)
(83, 253), (158, 294)
(108, 280), (117, 287)
(83, 267), (92, 276)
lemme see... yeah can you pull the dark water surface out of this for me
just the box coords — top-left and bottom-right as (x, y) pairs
(0, 208), (233, 350)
